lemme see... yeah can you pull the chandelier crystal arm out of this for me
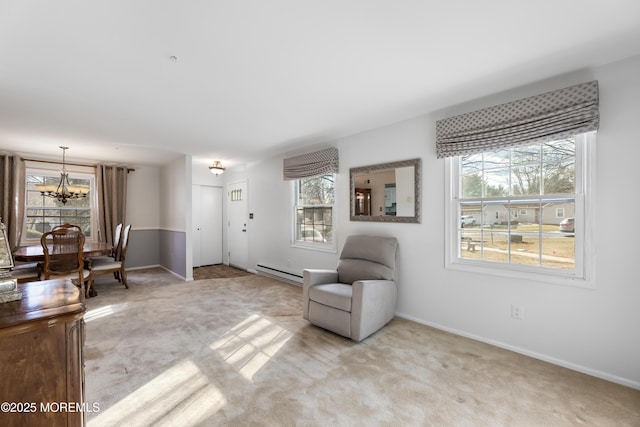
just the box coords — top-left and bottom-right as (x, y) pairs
(35, 146), (90, 204)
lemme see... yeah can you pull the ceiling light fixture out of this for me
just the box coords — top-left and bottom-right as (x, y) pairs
(209, 161), (225, 175)
(35, 146), (90, 204)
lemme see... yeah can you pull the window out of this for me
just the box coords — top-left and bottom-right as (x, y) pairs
(293, 174), (335, 250)
(23, 169), (96, 244)
(447, 133), (594, 285)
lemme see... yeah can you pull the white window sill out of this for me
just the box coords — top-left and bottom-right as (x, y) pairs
(291, 241), (337, 253)
(446, 259), (595, 289)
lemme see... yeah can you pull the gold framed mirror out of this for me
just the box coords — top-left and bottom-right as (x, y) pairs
(350, 158), (421, 223)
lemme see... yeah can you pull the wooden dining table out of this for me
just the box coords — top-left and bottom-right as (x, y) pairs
(13, 241), (113, 262)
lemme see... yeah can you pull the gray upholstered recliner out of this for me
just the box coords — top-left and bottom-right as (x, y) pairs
(303, 235), (398, 341)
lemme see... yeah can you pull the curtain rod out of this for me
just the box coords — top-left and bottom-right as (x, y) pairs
(23, 157), (135, 172)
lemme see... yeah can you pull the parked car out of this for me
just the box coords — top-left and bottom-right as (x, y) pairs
(559, 217), (575, 232)
(461, 215), (476, 227)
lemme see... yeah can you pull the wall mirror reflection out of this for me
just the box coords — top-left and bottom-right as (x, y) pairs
(350, 158), (421, 223)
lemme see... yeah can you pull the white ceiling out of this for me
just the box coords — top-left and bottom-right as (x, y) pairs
(1, 1), (639, 169)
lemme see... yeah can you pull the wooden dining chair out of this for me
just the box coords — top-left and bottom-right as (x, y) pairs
(111, 223), (123, 258)
(91, 223), (123, 282)
(92, 223), (122, 262)
(52, 223), (84, 233)
(40, 228), (94, 298)
(90, 224), (131, 289)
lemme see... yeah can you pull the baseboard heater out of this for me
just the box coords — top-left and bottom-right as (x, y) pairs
(255, 264), (303, 285)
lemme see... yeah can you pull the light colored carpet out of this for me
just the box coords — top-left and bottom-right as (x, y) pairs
(84, 268), (640, 426)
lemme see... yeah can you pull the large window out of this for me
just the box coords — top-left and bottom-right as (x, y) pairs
(447, 133), (594, 285)
(23, 169), (96, 243)
(293, 174), (335, 250)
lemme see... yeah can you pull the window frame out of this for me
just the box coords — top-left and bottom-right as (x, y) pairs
(291, 173), (337, 252)
(22, 165), (98, 246)
(444, 132), (595, 288)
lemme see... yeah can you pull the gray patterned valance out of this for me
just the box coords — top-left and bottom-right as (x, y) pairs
(436, 81), (599, 158)
(283, 147), (338, 180)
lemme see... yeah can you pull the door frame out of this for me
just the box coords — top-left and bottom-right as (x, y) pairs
(226, 180), (249, 270)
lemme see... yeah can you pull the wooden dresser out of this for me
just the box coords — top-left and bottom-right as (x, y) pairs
(0, 279), (86, 427)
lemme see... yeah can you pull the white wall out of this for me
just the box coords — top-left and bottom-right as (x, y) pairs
(126, 164), (161, 229)
(125, 164), (163, 269)
(160, 156), (189, 231)
(234, 54), (640, 389)
(223, 156), (338, 277)
(157, 155), (191, 279)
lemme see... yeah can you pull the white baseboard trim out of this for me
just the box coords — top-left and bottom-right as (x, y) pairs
(126, 264), (187, 281)
(126, 264), (161, 271)
(395, 312), (640, 391)
(254, 265), (302, 287)
(161, 266), (187, 281)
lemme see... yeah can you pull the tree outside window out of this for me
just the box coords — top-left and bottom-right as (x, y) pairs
(456, 137), (581, 272)
(294, 174), (335, 246)
(24, 171), (94, 242)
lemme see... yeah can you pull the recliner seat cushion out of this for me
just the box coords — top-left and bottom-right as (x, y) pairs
(308, 283), (353, 312)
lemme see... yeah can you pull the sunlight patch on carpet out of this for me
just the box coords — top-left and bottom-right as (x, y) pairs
(211, 314), (293, 381)
(88, 360), (226, 427)
(85, 303), (129, 323)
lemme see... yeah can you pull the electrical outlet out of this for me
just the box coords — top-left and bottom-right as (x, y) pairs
(511, 304), (524, 320)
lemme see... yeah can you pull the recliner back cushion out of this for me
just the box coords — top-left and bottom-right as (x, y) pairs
(339, 235), (397, 269)
(337, 258), (393, 285)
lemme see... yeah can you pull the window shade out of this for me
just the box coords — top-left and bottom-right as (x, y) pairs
(283, 147), (338, 180)
(436, 80), (599, 158)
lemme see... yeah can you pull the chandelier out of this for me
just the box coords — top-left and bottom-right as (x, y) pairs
(209, 161), (225, 175)
(35, 146), (90, 204)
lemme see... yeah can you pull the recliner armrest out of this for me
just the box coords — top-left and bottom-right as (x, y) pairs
(304, 269), (338, 286)
(351, 280), (397, 341)
(302, 269), (338, 319)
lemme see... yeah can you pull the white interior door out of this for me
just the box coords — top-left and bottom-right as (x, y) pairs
(227, 181), (248, 270)
(192, 185), (202, 266)
(192, 185), (223, 267)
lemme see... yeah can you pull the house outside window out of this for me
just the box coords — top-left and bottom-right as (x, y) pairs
(23, 168), (96, 244)
(447, 133), (594, 285)
(293, 174), (335, 250)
